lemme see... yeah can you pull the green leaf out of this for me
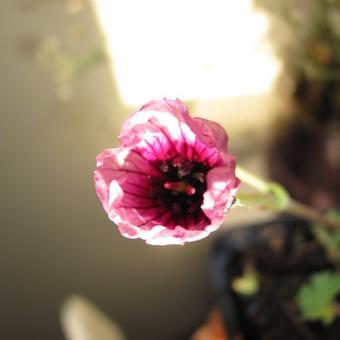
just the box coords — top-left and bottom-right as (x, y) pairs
(267, 182), (290, 210)
(296, 271), (340, 325)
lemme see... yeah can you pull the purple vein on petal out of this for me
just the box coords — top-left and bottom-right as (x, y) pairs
(137, 209), (169, 228)
(205, 149), (218, 163)
(180, 216), (187, 230)
(162, 212), (175, 229)
(118, 204), (161, 210)
(194, 143), (207, 163)
(199, 148), (217, 165)
(113, 169), (162, 178)
(122, 190), (153, 200)
(194, 210), (209, 226)
(155, 135), (169, 159)
(129, 149), (163, 176)
(159, 127), (179, 156)
(191, 138), (198, 162)
(124, 180), (152, 193)
(185, 138), (194, 162)
(144, 139), (162, 160)
(177, 119), (188, 160)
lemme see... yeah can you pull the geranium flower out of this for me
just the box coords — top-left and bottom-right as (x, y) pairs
(94, 99), (239, 245)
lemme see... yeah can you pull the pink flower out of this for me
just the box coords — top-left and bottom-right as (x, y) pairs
(94, 99), (239, 245)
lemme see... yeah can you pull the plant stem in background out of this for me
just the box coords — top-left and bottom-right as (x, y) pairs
(236, 166), (340, 230)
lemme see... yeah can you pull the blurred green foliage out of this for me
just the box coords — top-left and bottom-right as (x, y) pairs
(296, 271), (340, 325)
(254, 0), (340, 81)
(313, 210), (340, 262)
(254, 0), (340, 124)
(296, 211), (340, 325)
(35, 36), (106, 100)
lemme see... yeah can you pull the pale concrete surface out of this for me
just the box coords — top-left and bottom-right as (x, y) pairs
(1, 1), (279, 340)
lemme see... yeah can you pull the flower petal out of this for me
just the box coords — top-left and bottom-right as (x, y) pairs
(120, 99), (229, 155)
(94, 99), (240, 245)
(193, 117), (229, 153)
(119, 98), (191, 148)
(120, 100), (224, 168)
(94, 147), (162, 218)
(143, 217), (221, 245)
(201, 162), (240, 226)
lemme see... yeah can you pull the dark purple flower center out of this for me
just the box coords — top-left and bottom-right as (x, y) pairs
(149, 159), (209, 218)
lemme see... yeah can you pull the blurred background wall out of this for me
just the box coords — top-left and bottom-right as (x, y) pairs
(1, 0), (281, 339)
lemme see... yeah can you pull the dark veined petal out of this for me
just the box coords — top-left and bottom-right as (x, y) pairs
(94, 147), (162, 215)
(193, 117), (229, 154)
(202, 160), (239, 226)
(94, 99), (240, 245)
(119, 98), (229, 156)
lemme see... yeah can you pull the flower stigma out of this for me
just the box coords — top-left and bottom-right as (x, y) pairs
(149, 159), (209, 218)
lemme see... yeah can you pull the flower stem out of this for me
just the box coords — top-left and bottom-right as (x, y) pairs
(286, 200), (340, 230)
(235, 166), (270, 194)
(236, 165), (340, 230)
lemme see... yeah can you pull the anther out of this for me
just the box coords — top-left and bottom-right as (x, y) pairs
(192, 172), (205, 183)
(185, 186), (196, 196)
(159, 161), (169, 172)
(177, 161), (194, 178)
(164, 181), (196, 196)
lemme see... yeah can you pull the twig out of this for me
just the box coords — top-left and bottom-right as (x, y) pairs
(236, 166), (340, 230)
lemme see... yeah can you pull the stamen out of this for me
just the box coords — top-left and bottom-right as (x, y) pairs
(159, 161), (169, 172)
(192, 172), (205, 183)
(172, 157), (183, 167)
(186, 186), (196, 196)
(151, 160), (209, 218)
(177, 161), (194, 178)
(164, 181), (196, 196)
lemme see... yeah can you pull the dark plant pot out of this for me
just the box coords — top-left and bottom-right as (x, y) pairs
(209, 216), (340, 340)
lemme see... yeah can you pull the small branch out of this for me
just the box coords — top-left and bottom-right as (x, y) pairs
(236, 165), (340, 231)
(235, 166), (270, 194)
(287, 199), (340, 231)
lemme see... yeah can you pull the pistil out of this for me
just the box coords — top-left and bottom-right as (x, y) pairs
(164, 181), (196, 196)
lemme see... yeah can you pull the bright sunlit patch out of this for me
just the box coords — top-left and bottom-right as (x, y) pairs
(93, 0), (279, 106)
